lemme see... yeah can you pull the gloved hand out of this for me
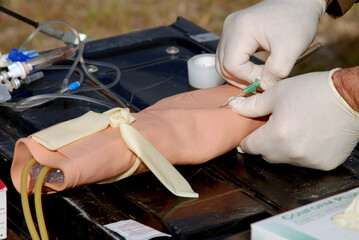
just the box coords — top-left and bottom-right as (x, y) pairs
(216, 0), (326, 90)
(229, 69), (359, 170)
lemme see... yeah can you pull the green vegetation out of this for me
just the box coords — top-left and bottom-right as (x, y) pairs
(0, 0), (358, 75)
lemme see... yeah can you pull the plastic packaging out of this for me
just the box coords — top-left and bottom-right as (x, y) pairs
(29, 163), (64, 183)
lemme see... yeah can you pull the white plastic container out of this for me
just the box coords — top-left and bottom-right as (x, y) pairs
(187, 53), (225, 89)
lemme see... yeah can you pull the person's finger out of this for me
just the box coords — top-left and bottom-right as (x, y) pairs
(229, 90), (275, 118)
(216, 41), (250, 89)
(260, 43), (302, 90)
(219, 34), (264, 83)
(239, 124), (269, 156)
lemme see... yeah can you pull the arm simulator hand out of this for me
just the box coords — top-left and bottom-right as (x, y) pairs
(229, 69), (359, 170)
(216, 0), (326, 90)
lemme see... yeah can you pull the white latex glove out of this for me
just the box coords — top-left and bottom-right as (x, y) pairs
(229, 69), (359, 170)
(216, 0), (326, 90)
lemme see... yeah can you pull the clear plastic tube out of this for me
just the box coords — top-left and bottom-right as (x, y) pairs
(9, 58), (123, 111)
(71, 58), (121, 93)
(12, 18), (126, 110)
(18, 19), (82, 89)
(11, 93), (116, 112)
(78, 57), (127, 108)
(62, 38), (84, 88)
(19, 19), (80, 53)
(45, 65), (84, 85)
(65, 56), (125, 107)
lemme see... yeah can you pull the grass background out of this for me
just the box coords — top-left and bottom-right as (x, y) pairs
(0, 0), (358, 76)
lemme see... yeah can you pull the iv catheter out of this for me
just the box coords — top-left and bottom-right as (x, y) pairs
(219, 77), (260, 108)
(218, 42), (323, 108)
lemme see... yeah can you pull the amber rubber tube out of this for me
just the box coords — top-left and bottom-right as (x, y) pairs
(34, 165), (51, 240)
(21, 158), (40, 240)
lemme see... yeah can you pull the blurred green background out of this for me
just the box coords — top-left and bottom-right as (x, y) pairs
(0, 0), (358, 76)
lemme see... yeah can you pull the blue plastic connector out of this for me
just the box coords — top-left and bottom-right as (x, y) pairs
(67, 81), (80, 92)
(24, 50), (39, 59)
(8, 48), (30, 62)
(7, 48), (39, 63)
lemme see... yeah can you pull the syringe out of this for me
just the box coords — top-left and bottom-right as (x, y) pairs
(26, 45), (76, 71)
(1, 46), (76, 82)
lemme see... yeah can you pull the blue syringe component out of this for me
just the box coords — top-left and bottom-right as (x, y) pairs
(7, 48), (39, 63)
(60, 81), (80, 93)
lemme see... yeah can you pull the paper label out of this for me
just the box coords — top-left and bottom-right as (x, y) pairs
(0, 179), (7, 240)
(105, 219), (171, 240)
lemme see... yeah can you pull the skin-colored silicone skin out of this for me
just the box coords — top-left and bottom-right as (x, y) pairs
(11, 84), (266, 194)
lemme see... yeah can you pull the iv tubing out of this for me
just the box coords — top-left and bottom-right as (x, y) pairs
(72, 58), (121, 93)
(63, 38), (84, 88)
(9, 57), (123, 111)
(79, 56), (127, 108)
(11, 18), (126, 110)
(19, 19), (80, 53)
(21, 158), (40, 240)
(12, 93), (116, 112)
(45, 65), (84, 85)
(16, 18), (126, 108)
(18, 19), (82, 88)
(34, 166), (51, 240)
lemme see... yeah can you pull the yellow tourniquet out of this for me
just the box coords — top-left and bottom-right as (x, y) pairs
(32, 108), (199, 198)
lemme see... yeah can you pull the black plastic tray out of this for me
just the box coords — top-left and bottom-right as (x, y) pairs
(1, 17), (359, 239)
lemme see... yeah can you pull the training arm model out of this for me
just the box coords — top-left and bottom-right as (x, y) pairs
(216, 0), (357, 90)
